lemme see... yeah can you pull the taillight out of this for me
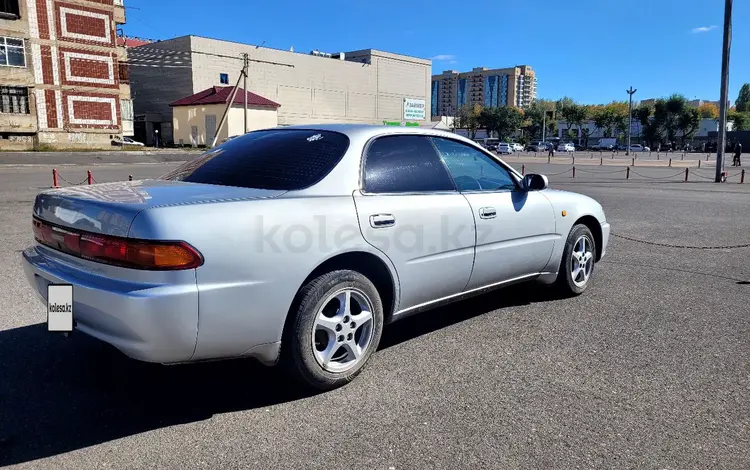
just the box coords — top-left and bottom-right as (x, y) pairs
(32, 217), (203, 270)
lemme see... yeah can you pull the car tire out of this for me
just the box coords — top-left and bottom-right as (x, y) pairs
(281, 269), (384, 391)
(555, 224), (597, 296)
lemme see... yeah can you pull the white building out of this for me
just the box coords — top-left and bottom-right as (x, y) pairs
(129, 36), (432, 145)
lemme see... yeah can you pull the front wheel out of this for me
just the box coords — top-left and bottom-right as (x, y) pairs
(556, 224), (597, 296)
(281, 270), (384, 391)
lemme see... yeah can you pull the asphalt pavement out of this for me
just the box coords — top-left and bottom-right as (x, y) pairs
(0, 162), (748, 469)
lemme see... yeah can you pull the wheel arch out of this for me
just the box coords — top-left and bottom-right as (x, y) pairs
(574, 215), (603, 261)
(284, 250), (399, 335)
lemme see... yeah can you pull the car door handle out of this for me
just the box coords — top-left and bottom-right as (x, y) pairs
(479, 207), (496, 219)
(369, 214), (395, 228)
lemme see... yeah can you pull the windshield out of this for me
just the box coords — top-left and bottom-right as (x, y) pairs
(159, 129), (350, 190)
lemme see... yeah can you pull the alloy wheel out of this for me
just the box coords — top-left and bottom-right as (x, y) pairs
(571, 235), (594, 288)
(312, 288), (375, 373)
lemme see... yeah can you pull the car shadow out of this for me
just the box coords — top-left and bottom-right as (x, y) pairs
(0, 282), (561, 466)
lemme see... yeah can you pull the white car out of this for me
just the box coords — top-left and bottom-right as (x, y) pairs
(629, 144), (650, 152)
(122, 137), (145, 146)
(557, 142), (575, 152)
(511, 143), (524, 152)
(497, 143), (513, 154)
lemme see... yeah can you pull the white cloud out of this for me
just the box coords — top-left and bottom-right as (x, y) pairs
(431, 54), (455, 61)
(449, 60), (457, 64)
(691, 25), (717, 33)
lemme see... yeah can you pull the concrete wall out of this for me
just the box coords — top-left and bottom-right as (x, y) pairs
(172, 104), (277, 147)
(226, 106), (278, 136)
(189, 37), (431, 126)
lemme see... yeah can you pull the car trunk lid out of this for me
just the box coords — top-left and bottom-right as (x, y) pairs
(33, 179), (287, 237)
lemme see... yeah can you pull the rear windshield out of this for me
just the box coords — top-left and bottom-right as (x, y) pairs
(158, 129), (350, 190)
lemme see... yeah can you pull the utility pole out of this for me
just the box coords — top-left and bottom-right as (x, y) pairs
(243, 52), (249, 134)
(626, 86), (637, 156)
(211, 68), (244, 148)
(542, 110), (546, 142)
(715, 0), (732, 182)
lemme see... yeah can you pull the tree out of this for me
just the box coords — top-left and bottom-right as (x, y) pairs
(477, 107), (500, 138)
(728, 110), (749, 131)
(677, 107), (701, 145)
(455, 104), (480, 139)
(495, 106), (524, 140)
(522, 99), (556, 139)
(698, 102), (719, 119)
(562, 103), (588, 144)
(635, 103), (659, 149)
(736, 83), (750, 112)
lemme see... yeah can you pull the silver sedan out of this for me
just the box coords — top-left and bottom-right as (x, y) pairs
(23, 124), (610, 390)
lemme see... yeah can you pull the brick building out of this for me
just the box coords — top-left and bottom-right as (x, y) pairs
(0, 0), (131, 149)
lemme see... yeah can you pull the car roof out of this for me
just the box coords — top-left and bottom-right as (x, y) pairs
(270, 123), (481, 146)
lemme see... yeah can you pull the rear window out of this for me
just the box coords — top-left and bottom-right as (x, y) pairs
(158, 129), (350, 190)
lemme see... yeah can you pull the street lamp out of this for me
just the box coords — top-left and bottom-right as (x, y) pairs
(626, 86), (637, 156)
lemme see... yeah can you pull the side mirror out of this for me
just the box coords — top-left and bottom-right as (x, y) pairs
(522, 173), (548, 191)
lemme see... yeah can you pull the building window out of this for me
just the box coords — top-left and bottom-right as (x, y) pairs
(0, 36), (25, 67)
(118, 62), (129, 83)
(0, 0), (20, 19)
(0, 86), (29, 114)
(121, 99), (133, 121)
(220, 73), (229, 85)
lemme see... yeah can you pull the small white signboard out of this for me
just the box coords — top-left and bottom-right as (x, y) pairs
(403, 98), (426, 121)
(48, 284), (73, 332)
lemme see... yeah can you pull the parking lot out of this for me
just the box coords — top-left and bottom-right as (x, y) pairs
(1, 160), (748, 469)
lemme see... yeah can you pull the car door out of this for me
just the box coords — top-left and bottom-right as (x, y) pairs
(352, 134), (476, 312)
(430, 136), (557, 291)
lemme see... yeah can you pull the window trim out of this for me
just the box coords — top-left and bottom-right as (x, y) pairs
(0, 85), (30, 114)
(0, 0), (20, 20)
(0, 36), (26, 68)
(428, 135), (524, 194)
(359, 133), (459, 196)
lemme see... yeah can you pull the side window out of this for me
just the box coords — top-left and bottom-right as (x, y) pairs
(431, 137), (518, 191)
(363, 135), (455, 193)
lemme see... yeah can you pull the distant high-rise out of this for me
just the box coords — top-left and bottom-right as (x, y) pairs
(431, 65), (537, 118)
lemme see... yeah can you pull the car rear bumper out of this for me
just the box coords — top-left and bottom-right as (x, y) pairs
(22, 245), (200, 364)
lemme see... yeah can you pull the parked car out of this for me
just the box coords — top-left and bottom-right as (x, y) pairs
(528, 141), (547, 152)
(629, 144), (650, 152)
(557, 142), (575, 152)
(111, 136), (145, 147)
(23, 124), (610, 391)
(511, 143), (524, 152)
(497, 142), (513, 154)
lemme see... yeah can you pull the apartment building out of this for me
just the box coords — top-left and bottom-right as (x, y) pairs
(0, 0), (131, 150)
(129, 36), (432, 146)
(431, 65), (537, 118)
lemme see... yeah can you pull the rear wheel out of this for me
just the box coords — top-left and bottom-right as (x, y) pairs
(281, 270), (383, 391)
(556, 224), (596, 296)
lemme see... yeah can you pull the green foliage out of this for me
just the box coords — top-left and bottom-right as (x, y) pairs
(475, 105), (524, 140)
(562, 104), (588, 139)
(677, 107), (701, 144)
(728, 110), (749, 131)
(736, 83), (750, 112)
(455, 104), (480, 138)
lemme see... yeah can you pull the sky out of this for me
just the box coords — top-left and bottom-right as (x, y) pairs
(122, 0), (750, 106)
